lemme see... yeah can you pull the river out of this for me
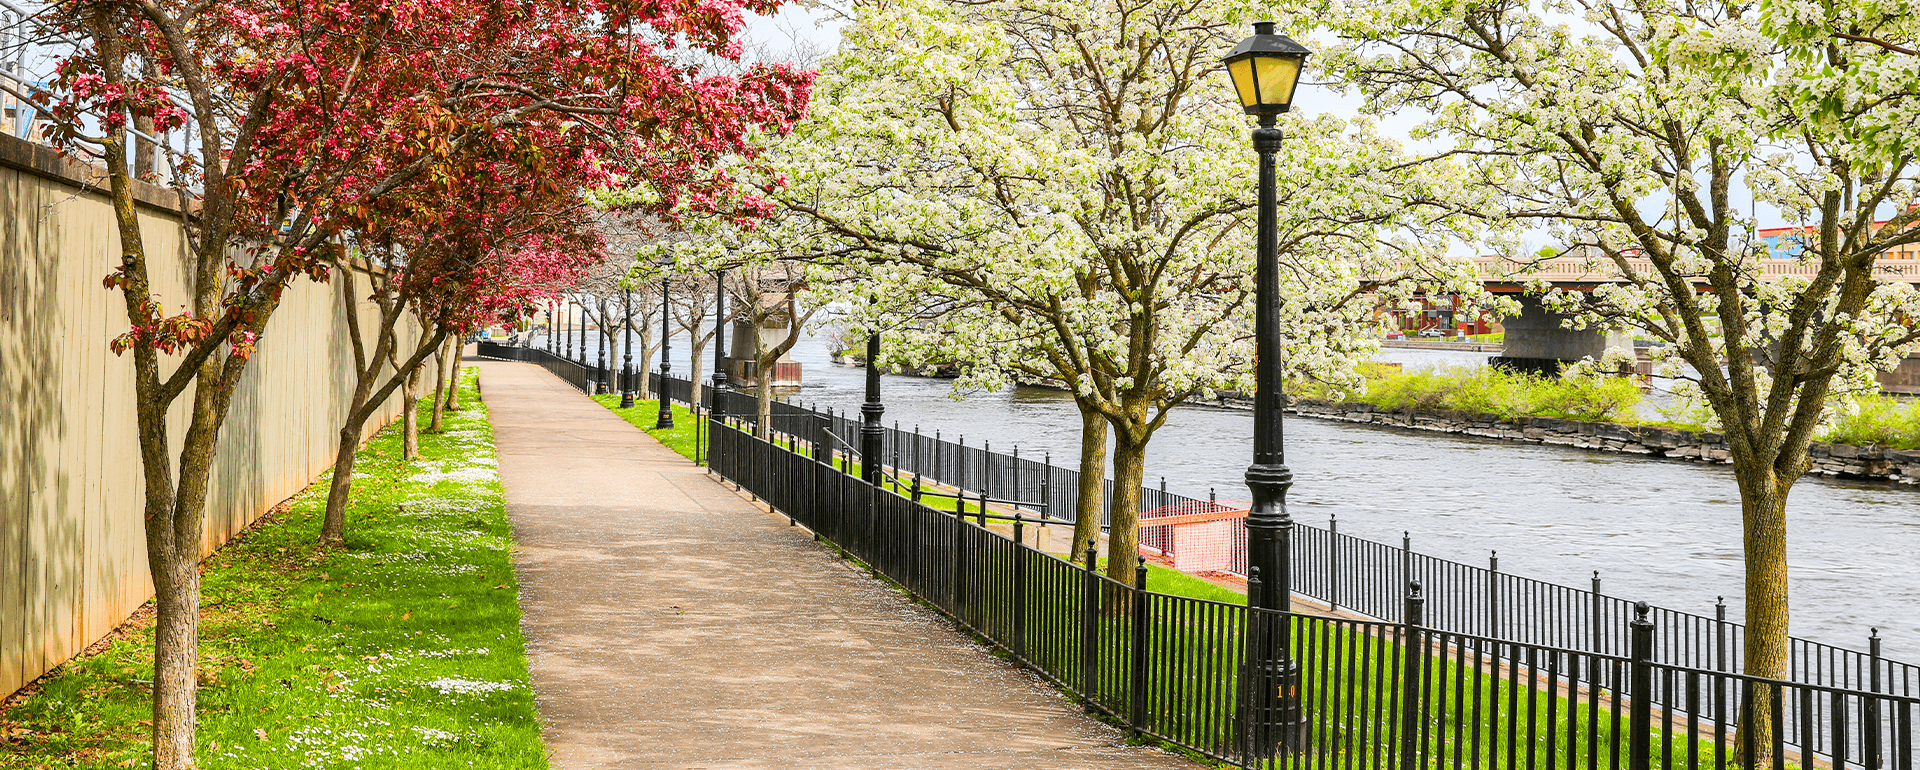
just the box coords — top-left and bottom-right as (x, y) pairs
(531, 327), (1920, 662)
(781, 334), (1920, 664)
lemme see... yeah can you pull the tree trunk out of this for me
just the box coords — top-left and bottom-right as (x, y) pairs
(604, 325), (620, 396)
(322, 326), (449, 545)
(1106, 426), (1147, 589)
(428, 341), (449, 433)
(401, 363), (421, 460)
(1734, 457), (1793, 767)
(690, 334), (706, 407)
(444, 341), (462, 411)
(756, 357), (773, 439)
(320, 417), (367, 544)
(148, 540), (200, 769)
(1071, 408), (1108, 559)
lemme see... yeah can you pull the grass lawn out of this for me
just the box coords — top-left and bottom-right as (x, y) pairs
(591, 395), (703, 461)
(0, 369), (548, 769)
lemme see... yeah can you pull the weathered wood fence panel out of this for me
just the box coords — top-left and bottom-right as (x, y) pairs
(0, 133), (416, 698)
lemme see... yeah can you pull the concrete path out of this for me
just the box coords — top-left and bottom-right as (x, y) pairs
(481, 360), (1199, 770)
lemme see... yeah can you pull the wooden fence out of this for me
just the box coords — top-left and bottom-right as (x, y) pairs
(0, 133), (418, 698)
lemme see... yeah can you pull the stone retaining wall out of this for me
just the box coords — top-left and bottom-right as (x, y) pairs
(1286, 400), (1920, 485)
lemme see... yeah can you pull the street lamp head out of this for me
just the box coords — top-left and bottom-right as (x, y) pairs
(1225, 22), (1311, 118)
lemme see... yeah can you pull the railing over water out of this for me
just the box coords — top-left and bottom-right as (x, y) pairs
(707, 412), (1919, 769)
(692, 377), (1919, 700)
(492, 347), (1920, 740)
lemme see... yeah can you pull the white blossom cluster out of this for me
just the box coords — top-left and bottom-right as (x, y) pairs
(644, 0), (1487, 551)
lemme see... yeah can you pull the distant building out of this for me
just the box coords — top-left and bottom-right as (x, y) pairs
(1756, 222), (1920, 261)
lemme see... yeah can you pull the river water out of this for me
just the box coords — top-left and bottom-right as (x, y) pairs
(778, 334), (1920, 664)
(532, 327), (1920, 662)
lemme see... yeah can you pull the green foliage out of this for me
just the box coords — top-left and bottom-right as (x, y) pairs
(0, 370), (549, 769)
(1324, 365), (1643, 424)
(1821, 394), (1920, 449)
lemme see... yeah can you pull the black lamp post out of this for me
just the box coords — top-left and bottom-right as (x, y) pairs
(1225, 20), (1310, 758)
(656, 275), (675, 430)
(564, 297), (575, 361)
(545, 306), (554, 354)
(593, 302), (608, 394)
(620, 290), (637, 409)
(860, 319), (884, 486)
(713, 271), (729, 391)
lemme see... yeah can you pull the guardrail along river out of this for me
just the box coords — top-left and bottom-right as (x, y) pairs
(773, 334), (1920, 664)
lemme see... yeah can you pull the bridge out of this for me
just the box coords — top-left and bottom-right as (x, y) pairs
(1401, 253), (1920, 377)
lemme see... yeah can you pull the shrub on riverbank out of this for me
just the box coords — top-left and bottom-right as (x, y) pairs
(1326, 365), (1643, 423)
(0, 370), (548, 768)
(1823, 394), (1920, 448)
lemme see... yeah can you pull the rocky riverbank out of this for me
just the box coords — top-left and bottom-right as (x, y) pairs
(1282, 399), (1920, 485)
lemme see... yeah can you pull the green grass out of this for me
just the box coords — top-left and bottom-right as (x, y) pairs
(0, 369), (547, 769)
(591, 395), (703, 461)
(1822, 393), (1920, 449)
(1298, 364), (1643, 423)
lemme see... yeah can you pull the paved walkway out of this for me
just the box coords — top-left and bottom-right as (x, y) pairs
(481, 360), (1198, 769)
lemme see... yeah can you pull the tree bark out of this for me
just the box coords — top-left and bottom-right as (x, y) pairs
(1106, 424), (1147, 589)
(444, 339), (463, 411)
(148, 540), (200, 770)
(1071, 408), (1108, 559)
(689, 333), (706, 408)
(1734, 455), (1792, 766)
(756, 354), (773, 439)
(401, 360), (422, 460)
(428, 341), (449, 433)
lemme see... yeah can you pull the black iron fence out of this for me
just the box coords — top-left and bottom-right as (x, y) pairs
(480, 339), (649, 396)
(707, 415), (1918, 769)
(660, 375), (1920, 704)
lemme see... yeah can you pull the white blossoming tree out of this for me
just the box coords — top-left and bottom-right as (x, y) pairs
(1325, 0), (1920, 751)
(744, 0), (1483, 586)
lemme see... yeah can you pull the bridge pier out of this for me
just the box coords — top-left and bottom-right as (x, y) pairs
(1489, 295), (1631, 376)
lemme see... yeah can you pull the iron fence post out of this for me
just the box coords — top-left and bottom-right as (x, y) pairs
(1629, 601), (1654, 770)
(985, 440), (994, 504)
(1130, 556), (1150, 734)
(1401, 531), (1412, 605)
(1012, 516), (1026, 662)
(1489, 551), (1500, 639)
(953, 504), (968, 618)
(1869, 628), (1884, 769)
(1714, 596), (1727, 724)
(1591, 571), (1604, 657)
(1240, 568), (1265, 764)
(1400, 581), (1426, 770)
(1013, 446), (1021, 507)
(1329, 513), (1340, 613)
(1082, 543), (1101, 713)
(1043, 451), (1051, 507)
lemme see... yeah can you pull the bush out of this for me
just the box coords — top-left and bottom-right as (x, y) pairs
(1532, 376), (1643, 422)
(1330, 364), (1643, 424)
(1822, 394), (1920, 449)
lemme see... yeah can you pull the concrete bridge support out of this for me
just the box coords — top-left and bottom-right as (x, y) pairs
(1490, 294), (1632, 375)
